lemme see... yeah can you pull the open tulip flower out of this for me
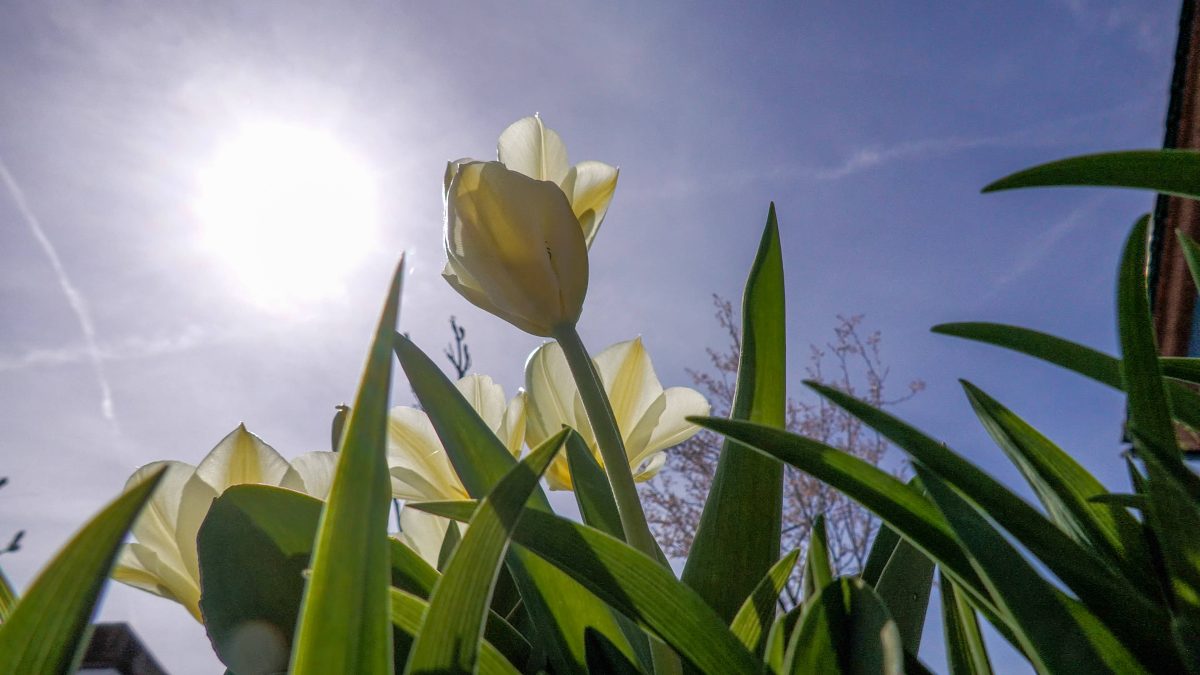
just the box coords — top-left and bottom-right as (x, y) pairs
(387, 373), (526, 502)
(525, 337), (710, 490)
(442, 116), (618, 337)
(111, 425), (338, 621)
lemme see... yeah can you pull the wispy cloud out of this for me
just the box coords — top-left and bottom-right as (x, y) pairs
(810, 132), (1029, 181)
(0, 158), (117, 425)
(0, 327), (214, 373)
(992, 196), (1104, 290)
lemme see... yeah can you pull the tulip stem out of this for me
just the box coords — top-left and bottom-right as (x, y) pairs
(552, 324), (661, 560)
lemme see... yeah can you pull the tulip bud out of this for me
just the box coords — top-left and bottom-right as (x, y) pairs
(443, 161), (589, 336)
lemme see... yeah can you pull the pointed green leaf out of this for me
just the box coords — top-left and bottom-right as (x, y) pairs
(585, 628), (646, 675)
(395, 334), (634, 673)
(436, 522), (462, 572)
(961, 380), (1151, 580)
(931, 322), (1200, 431)
(982, 149), (1200, 199)
(690, 416), (990, 608)
(199, 484), (528, 674)
(406, 430), (567, 675)
(0, 566), (16, 622)
(782, 577), (904, 675)
(683, 204), (786, 622)
(801, 515), (833, 601)
(291, 259), (404, 675)
(415, 500), (761, 674)
(918, 467), (1148, 674)
(870, 518), (935, 655)
(940, 571), (993, 675)
(729, 549), (800, 652)
(1177, 231), (1200, 294)
(0, 468), (164, 674)
(763, 606), (802, 673)
(566, 431), (624, 539)
(390, 588), (520, 675)
(1088, 493), (1148, 509)
(804, 381), (1170, 650)
(564, 433), (655, 671)
(860, 523), (902, 587)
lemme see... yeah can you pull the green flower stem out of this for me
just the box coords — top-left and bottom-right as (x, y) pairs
(552, 324), (659, 560)
(554, 324), (681, 675)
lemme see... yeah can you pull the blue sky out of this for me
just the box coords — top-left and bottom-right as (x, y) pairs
(0, 1), (1180, 672)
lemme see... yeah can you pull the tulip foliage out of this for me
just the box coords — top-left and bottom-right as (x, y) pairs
(4, 120), (1200, 675)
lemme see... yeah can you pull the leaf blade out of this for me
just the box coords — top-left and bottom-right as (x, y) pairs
(0, 468), (164, 674)
(682, 204), (787, 622)
(291, 259), (404, 675)
(983, 150), (1200, 199)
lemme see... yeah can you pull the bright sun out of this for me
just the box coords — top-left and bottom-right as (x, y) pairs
(195, 123), (378, 308)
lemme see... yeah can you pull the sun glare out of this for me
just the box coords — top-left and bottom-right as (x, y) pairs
(195, 123), (378, 308)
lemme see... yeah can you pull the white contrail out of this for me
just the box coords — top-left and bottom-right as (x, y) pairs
(0, 158), (117, 425)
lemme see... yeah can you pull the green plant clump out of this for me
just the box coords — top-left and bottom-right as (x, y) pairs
(2, 138), (1200, 674)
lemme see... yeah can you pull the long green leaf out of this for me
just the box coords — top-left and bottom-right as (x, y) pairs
(860, 523), (902, 587)
(683, 204), (786, 622)
(931, 322), (1200, 431)
(805, 381), (1171, 655)
(564, 433), (655, 671)
(961, 381), (1152, 581)
(940, 571), (993, 675)
(870, 516), (935, 655)
(729, 549), (799, 652)
(415, 500), (761, 674)
(390, 589), (519, 675)
(406, 429), (567, 675)
(566, 431), (624, 539)
(291, 259), (404, 675)
(395, 334), (634, 673)
(198, 484), (529, 674)
(763, 606), (802, 673)
(690, 417), (989, 605)
(0, 468), (164, 674)
(918, 468), (1148, 674)
(982, 149), (1200, 199)
(782, 577), (904, 675)
(0, 566), (16, 622)
(585, 628), (646, 675)
(801, 514), (833, 601)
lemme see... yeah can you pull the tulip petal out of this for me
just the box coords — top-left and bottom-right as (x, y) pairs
(174, 473), (219, 584)
(442, 261), (545, 336)
(114, 542), (202, 621)
(444, 157), (475, 201)
(632, 450), (668, 482)
(398, 507), (452, 568)
(387, 407), (467, 501)
(193, 424), (300, 493)
(445, 162), (589, 336)
(561, 161), (618, 247)
(455, 374), (509, 433)
(593, 338), (663, 439)
(500, 390), (527, 458)
(497, 116), (570, 184)
(291, 451), (341, 500)
(644, 387), (711, 456)
(524, 342), (585, 449)
(124, 461), (194, 566)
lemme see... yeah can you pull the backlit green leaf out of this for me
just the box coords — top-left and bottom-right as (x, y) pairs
(390, 588), (520, 675)
(683, 204), (786, 622)
(982, 150), (1200, 199)
(801, 515), (833, 601)
(406, 429), (567, 675)
(291, 259), (404, 675)
(783, 577), (904, 675)
(729, 549), (799, 653)
(0, 468), (163, 675)
(940, 571), (993, 675)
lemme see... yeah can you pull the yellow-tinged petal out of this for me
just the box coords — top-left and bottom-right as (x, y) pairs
(593, 337), (663, 439)
(290, 451), (340, 500)
(560, 161), (618, 247)
(173, 473), (219, 584)
(500, 390), (527, 457)
(444, 161), (588, 336)
(455, 374), (508, 432)
(524, 341), (586, 449)
(123, 461), (194, 568)
(444, 157), (475, 200)
(497, 115), (570, 184)
(398, 507), (451, 568)
(192, 424), (302, 493)
(114, 543), (202, 621)
(524, 336), (709, 490)
(386, 407), (468, 501)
